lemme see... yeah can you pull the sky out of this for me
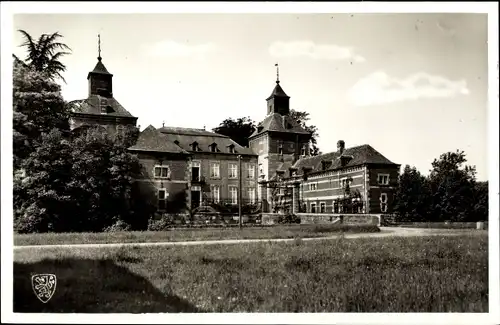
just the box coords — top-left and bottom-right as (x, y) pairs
(12, 13), (490, 180)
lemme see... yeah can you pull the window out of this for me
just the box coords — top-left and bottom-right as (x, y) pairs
(301, 146), (307, 156)
(278, 144), (283, 155)
(191, 142), (200, 151)
(309, 183), (317, 191)
(229, 163), (238, 179)
(320, 202), (326, 213)
(310, 203), (317, 213)
(380, 193), (388, 213)
(192, 161), (201, 182)
(248, 187), (256, 204)
(100, 98), (108, 114)
(154, 166), (170, 179)
(229, 186), (238, 205)
(378, 174), (390, 185)
(210, 162), (220, 178)
(333, 201), (339, 213)
(158, 189), (167, 211)
(247, 164), (255, 179)
(211, 185), (220, 203)
(341, 178), (352, 188)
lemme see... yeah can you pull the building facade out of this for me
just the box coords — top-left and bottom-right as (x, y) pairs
(70, 51), (400, 217)
(70, 55), (259, 215)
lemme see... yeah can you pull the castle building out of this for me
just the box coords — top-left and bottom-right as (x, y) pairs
(70, 39), (400, 216)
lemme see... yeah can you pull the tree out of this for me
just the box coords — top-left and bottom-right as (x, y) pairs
(16, 30), (72, 83)
(427, 150), (477, 222)
(393, 165), (432, 221)
(14, 128), (73, 233)
(212, 117), (255, 147)
(13, 59), (71, 168)
(471, 181), (488, 222)
(14, 126), (146, 233)
(290, 109), (320, 156)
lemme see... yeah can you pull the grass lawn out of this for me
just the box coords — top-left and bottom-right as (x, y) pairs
(14, 224), (380, 246)
(14, 233), (488, 312)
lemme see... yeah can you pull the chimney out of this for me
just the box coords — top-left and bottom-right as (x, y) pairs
(337, 140), (345, 155)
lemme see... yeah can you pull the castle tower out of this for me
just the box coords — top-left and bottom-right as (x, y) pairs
(249, 64), (312, 196)
(69, 34), (138, 133)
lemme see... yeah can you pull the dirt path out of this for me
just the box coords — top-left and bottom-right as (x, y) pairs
(13, 227), (482, 250)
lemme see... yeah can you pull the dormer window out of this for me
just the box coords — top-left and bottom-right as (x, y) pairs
(227, 144), (236, 154)
(339, 155), (353, 167)
(209, 143), (218, 153)
(190, 141), (200, 152)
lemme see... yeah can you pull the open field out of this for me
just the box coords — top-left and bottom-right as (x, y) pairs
(14, 233), (488, 313)
(14, 224), (380, 246)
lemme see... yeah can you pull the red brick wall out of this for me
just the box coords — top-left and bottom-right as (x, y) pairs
(134, 152), (190, 213)
(189, 153), (258, 200)
(367, 165), (400, 213)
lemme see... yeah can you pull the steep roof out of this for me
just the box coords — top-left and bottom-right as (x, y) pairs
(266, 82), (289, 100)
(69, 95), (136, 118)
(88, 58), (112, 76)
(158, 126), (256, 155)
(249, 113), (311, 138)
(292, 144), (399, 175)
(128, 125), (189, 154)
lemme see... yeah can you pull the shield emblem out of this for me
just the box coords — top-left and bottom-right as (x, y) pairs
(31, 274), (57, 303)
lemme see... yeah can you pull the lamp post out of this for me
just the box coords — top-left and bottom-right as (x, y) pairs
(238, 155), (242, 229)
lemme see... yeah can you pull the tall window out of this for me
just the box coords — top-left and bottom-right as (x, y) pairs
(229, 163), (238, 179)
(310, 203), (317, 213)
(154, 166), (170, 179)
(158, 189), (167, 211)
(309, 183), (317, 191)
(229, 186), (238, 205)
(211, 185), (220, 203)
(380, 193), (388, 212)
(248, 187), (256, 204)
(247, 164), (255, 179)
(378, 174), (390, 185)
(210, 162), (220, 178)
(278, 143), (283, 155)
(301, 145), (306, 156)
(320, 202), (326, 213)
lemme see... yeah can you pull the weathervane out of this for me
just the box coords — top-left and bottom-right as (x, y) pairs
(98, 34), (102, 61)
(275, 63), (280, 83)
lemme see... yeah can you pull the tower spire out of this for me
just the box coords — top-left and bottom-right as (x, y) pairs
(275, 63), (280, 84)
(98, 34), (102, 61)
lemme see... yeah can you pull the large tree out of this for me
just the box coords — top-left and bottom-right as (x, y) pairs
(212, 116), (255, 147)
(393, 165), (432, 222)
(15, 30), (72, 83)
(13, 59), (71, 168)
(427, 150), (478, 222)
